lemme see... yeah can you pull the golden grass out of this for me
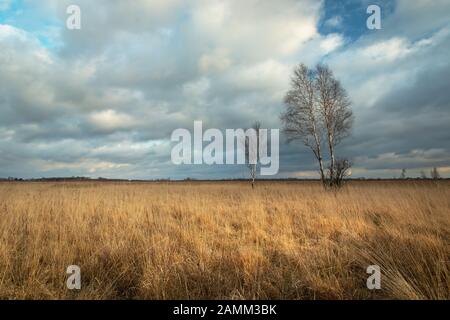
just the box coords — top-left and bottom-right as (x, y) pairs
(0, 180), (448, 300)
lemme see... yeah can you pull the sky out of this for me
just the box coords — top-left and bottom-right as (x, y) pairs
(0, 0), (449, 180)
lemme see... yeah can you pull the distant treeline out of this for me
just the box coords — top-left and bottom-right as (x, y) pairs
(0, 177), (447, 182)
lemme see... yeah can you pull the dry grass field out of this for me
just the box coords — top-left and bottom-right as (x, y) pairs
(0, 180), (448, 300)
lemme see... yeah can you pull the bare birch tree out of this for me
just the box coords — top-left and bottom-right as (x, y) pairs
(315, 64), (353, 186)
(281, 64), (326, 184)
(282, 63), (353, 187)
(431, 167), (441, 180)
(400, 168), (407, 179)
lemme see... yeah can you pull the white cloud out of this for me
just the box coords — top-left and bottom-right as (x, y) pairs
(88, 110), (135, 132)
(233, 59), (290, 93)
(360, 38), (414, 62)
(320, 33), (344, 54)
(199, 48), (232, 73)
(353, 149), (450, 174)
(190, 0), (321, 60)
(183, 77), (211, 98)
(33, 158), (130, 174)
(324, 16), (343, 28)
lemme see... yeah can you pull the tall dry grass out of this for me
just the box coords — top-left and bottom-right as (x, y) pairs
(0, 181), (448, 300)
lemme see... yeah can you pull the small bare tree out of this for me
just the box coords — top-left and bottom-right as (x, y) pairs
(333, 158), (352, 187)
(400, 168), (407, 179)
(431, 167), (441, 180)
(281, 64), (326, 184)
(244, 121), (262, 189)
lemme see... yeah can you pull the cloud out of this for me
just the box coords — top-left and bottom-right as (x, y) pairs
(355, 149), (450, 170)
(0, 0), (449, 179)
(324, 16), (343, 28)
(87, 110), (136, 132)
(320, 33), (345, 54)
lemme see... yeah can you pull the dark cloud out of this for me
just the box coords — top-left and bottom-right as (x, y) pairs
(0, 0), (449, 179)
